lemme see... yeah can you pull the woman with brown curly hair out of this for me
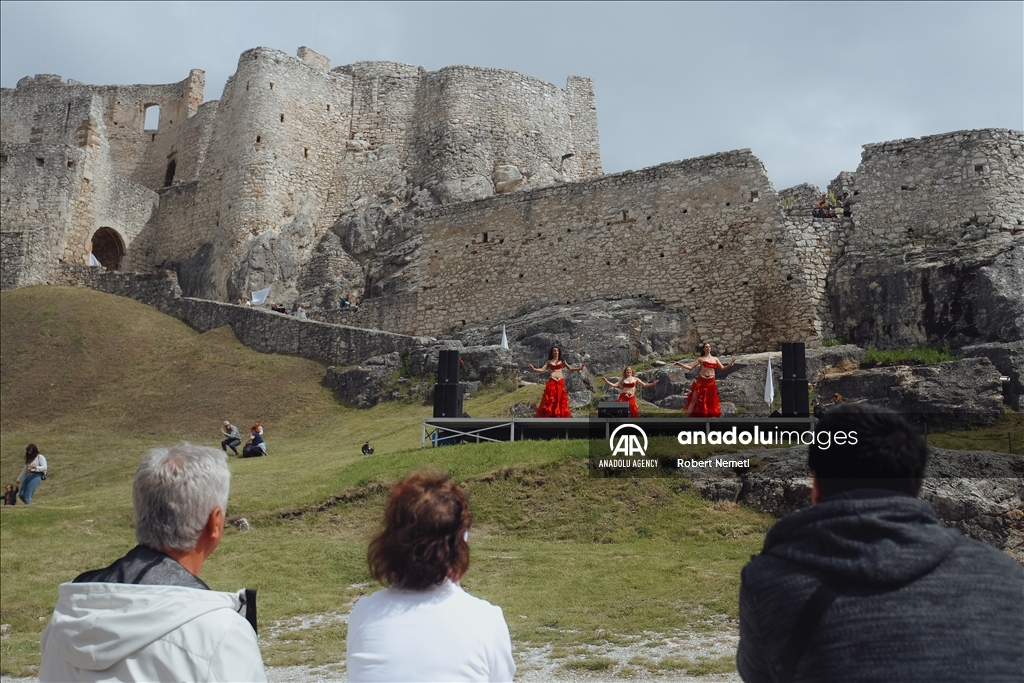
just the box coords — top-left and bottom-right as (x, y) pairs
(346, 472), (515, 682)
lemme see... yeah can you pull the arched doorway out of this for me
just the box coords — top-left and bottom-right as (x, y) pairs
(90, 228), (125, 271)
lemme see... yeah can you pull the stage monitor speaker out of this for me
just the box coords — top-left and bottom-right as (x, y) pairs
(781, 342), (807, 380)
(437, 349), (460, 385)
(433, 384), (464, 418)
(597, 401), (630, 418)
(781, 378), (809, 417)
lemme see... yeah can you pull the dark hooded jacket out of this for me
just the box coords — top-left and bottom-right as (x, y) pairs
(738, 490), (1024, 683)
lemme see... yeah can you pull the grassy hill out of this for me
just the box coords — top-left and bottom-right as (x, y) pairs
(1, 287), (771, 678)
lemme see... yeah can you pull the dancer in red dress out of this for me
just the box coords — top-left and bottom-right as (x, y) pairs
(602, 366), (658, 418)
(528, 346), (585, 418)
(674, 343), (736, 417)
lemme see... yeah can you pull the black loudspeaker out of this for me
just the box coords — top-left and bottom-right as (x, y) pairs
(781, 342), (807, 380)
(437, 349), (460, 385)
(597, 401), (629, 418)
(433, 384), (464, 418)
(781, 379), (809, 417)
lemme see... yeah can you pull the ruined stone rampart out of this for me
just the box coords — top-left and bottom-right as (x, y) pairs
(848, 128), (1023, 250)
(3, 47), (1022, 358)
(349, 150), (820, 351)
(47, 265), (427, 366)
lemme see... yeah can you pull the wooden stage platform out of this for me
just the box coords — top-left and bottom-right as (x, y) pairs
(422, 416), (815, 447)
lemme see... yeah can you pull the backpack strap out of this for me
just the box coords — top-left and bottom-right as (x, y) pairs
(777, 582), (840, 683)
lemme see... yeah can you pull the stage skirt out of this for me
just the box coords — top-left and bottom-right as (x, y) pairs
(535, 377), (572, 417)
(616, 392), (639, 418)
(685, 375), (721, 418)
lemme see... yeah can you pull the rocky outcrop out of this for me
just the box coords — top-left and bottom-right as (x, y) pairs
(830, 243), (1024, 350)
(684, 445), (1024, 562)
(456, 298), (700, 377)
(961, 341), (1024, 410)
(816, 358), (1004, 429)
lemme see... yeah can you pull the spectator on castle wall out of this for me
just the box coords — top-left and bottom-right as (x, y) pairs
(270, 303), (288, 314)
(295, 303), (309, 320)
(736, 404), (1024, 682)
(340, 296), (351, 309)
(841, 192), (852, 217)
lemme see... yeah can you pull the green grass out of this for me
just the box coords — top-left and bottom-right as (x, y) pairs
(0, 287), (770, 677)
(2, 287), (1015, 677)
(861, 346), (958, 367)
(925, 410), (1023, 452)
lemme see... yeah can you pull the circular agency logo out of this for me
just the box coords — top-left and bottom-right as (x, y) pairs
(608, 423), (648, 458)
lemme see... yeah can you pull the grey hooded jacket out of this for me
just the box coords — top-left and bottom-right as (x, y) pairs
(737, 490), (1024, 683)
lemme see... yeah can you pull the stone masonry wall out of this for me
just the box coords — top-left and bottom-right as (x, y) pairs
(848, 129), (1023, 251)
(48, 265), (427, 366)
(353, 150), (821, 353)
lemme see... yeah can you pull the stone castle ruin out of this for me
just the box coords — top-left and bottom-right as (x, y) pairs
(2, 45), (1022, 357)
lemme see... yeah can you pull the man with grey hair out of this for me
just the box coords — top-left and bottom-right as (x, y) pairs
(39, 443), (266, 682)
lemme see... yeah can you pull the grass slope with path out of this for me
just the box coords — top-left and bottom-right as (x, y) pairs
(29, 287), (1019, 679)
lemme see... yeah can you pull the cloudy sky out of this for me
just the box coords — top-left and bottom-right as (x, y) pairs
(2, 1), (1021, 190)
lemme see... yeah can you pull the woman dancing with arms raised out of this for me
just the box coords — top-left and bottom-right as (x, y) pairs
(674, 343), (736, 418)
(603, 366), (658, 418)
(528, 346), (585, 417)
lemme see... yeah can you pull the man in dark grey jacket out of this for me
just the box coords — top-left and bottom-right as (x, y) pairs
(737, 404), (1023, 682)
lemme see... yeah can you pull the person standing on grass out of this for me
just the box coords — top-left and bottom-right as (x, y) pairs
(39, 443), (266, 682)
(17, 444), (47, 504)
(737, 404), (1024, 682)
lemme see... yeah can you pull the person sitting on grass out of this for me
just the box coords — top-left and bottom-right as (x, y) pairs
(346, 472), (515, 682)
(242, 423), (266, 458)
(220, 420), (241, 456)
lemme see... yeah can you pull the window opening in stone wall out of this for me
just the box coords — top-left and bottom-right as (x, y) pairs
(280, 114), (285, 122)
(974, 164), (984, 173)
(164, 159), (176, 187)
(144, 105), (160, 130)
(1, 154), (7, 168)
(304, 147), (309, 158)
(750, 191), (759, 202)
(256, 135), (262, 143)
(246, 81), (250, 90)
(270, 82), (274, 90)
(90, 228), (125, 271)
(67, 160), (75, 169)
(36, 157), (44, 167)
(327, 104), (331, 111)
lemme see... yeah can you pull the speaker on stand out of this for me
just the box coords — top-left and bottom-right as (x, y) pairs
(780, 342), (809, 417)
(433, 350), (463, 419)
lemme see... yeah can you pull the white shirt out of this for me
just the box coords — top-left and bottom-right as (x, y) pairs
(347, 579), (515, 682)
(17, 454), (47, 483)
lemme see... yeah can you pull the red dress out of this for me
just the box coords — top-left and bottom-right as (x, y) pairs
(617, 379), (639, 418)
(685, 362), (722, 418)
(535, 362), (572, 418)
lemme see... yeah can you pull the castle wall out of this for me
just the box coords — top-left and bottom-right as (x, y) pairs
(355, 150), (821, 352)
(47, 266), (425, 366)
(848, 128), (1023, 250)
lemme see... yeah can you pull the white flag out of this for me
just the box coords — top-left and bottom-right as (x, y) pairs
(500, 324), (509, 349)
(89, 253), (102, 267)
(251, 286), (271, 305)
(764, 357), (775, 406)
